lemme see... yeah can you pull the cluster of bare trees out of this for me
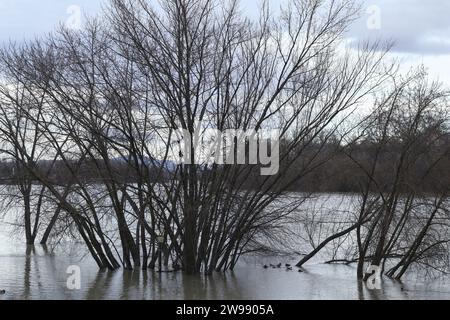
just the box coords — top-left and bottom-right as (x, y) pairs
(0, 0), (447, 281)
(296, 71), (450, 280)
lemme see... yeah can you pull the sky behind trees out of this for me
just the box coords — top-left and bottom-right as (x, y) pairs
(0, 0), (449, 85)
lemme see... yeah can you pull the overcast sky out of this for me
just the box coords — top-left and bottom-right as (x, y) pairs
(1, 0), (449, 84)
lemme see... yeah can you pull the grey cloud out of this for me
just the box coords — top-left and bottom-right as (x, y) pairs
(347, 0), (450, 54)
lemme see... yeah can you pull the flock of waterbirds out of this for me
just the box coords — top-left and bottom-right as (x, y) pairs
(263, 263), (302, 272)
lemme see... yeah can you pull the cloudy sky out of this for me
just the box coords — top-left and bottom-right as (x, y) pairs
(0, 0), (449, 84)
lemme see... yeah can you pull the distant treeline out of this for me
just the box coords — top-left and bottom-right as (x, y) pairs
(0, 158), (167, 185)
(1, 133), (448, 193)
(244, 133), (450, 194)
(295, 139), (449, 193)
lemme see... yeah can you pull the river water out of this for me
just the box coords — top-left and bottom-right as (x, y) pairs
(1, 239), (450, 299)
(1, 194), (450, 300)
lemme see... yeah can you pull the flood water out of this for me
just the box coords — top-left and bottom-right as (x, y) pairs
(1, 236), (450, 300)
(1, 195), (450, 300)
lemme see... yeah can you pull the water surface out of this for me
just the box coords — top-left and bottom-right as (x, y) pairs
(1, 195), (450, 300)
(1, 239), (450, 300)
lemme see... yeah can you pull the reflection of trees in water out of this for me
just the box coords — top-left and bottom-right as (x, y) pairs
(21, 246), (34, 300)
(21, 245), (64, 299)
(179, 271), (242, 300)
(0, 241), (445, 299)
(84, 270), (115, 300)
